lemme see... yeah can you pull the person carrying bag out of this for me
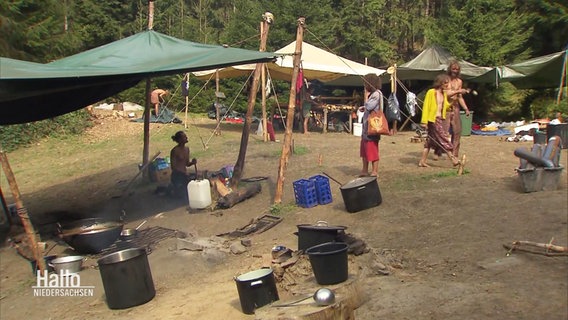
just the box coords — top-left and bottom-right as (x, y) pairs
(358, 74), (385, 177)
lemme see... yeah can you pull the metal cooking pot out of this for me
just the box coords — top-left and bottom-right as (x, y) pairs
(338, 176), (382, 213)
(49, 255), (86, 274)
(323, 173), (382, 213)
(58, 218), (124, 254)
(296, 221), (346, 251)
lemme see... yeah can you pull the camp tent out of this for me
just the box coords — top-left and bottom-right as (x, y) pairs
(393, 45), (493, 82)
(193, 41), (385, 83)
(0, 30), (278, 125)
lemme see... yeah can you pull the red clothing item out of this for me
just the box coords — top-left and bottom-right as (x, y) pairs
(360, 139), (379, 162)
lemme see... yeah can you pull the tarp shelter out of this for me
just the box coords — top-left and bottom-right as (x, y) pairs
(193, 41), (385, 83)
(499, 49), (567, 89)
(393, 45), (493, 82)
(0, 30), (278, 125)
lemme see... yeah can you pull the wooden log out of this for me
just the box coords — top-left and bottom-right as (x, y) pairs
(216, 183), (261, 209)
(255, 276), (366, 319)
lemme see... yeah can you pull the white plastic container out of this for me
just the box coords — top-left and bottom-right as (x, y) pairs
(353, 123), (362, 137)
(187, 179), (212, 209)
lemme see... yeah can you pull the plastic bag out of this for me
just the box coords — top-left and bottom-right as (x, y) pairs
(386, 93), (401, 122)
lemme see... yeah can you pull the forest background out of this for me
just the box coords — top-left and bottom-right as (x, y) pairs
(1, 0), (567, 151)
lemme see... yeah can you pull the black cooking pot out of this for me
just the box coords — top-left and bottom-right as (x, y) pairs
(339, 176), (382, 213)
(297, 222), (346, 251)
(58, 218), (124, 254)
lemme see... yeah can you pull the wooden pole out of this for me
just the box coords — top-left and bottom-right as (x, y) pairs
(142, 0), (155, 177)
(184, 73), (189, 129)
(259, 16), (272, 142)
(148, 0), (155, 30)
(274, 17), (305, 204)
(0, 148), (46, 272)
(229, 14), (271, 188)
(214, 70), (221, 136)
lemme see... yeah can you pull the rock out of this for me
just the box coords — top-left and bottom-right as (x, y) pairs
(229, 241), (247, 254)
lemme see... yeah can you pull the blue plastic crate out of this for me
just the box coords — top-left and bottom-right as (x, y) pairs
(309, 175), (333, 205)
(293, 179), (318, 208)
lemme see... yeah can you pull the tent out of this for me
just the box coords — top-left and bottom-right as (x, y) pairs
(193, 41), (385, 83)
(0, 30), (278, 125)
(393, 45), (493, 82)
(499, 49), (567, 89)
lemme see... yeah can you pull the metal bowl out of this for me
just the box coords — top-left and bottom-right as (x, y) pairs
(313, 288), (335, 306)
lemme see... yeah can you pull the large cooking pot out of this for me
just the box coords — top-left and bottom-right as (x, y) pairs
(339, 176), (382, 213)
(297, 222), (346, 251)
(58, 218), (124, 254)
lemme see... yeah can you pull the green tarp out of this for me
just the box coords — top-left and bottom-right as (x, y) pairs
(395, 45), (493, 82)
(0, 30), (277, 125)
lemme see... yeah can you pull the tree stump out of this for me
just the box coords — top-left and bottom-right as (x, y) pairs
(254, 276), (366, 319)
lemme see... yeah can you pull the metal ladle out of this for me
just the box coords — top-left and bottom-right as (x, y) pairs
(120, 220), (147, 239)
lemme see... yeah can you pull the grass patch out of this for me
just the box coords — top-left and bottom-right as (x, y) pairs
(422, 169), (470, 179)
(269, 202), (298, 216)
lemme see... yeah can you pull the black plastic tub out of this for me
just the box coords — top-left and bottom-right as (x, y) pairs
(339, 176), (382, 213)
(97, 248), (155, 309)
(306, 242), (348, 285)
(297, 223), (346, 251)
(235, 268), (279, 314)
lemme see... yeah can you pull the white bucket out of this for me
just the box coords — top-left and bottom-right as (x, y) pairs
(353, 123), (362, 137)
(187, 179), (212, 209)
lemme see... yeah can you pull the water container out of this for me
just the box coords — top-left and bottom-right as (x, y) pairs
(187, 179), (212, 209)
(353, 123), (362, 137)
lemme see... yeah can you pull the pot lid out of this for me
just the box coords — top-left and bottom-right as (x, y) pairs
(340, 176), (377, 189)
(297, 223), (346, 231)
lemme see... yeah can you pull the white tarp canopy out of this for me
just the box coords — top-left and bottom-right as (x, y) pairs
(192, 41), (385, 84)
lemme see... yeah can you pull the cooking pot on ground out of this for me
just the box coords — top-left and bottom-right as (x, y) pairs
(58, 218), (124, 254)
(49, 255), (85, 274)
(296, 221), (346, 251)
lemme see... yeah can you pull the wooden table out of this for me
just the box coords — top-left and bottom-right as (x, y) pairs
(321, 104), (357, 134)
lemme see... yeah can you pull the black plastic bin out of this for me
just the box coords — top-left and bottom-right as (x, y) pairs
(97, 248), (155, 309)
(306, 242), (348, 285)
(235, 268), (279, 314)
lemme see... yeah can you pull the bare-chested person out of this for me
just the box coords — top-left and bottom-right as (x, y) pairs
(418, 74), (460, 167)
(444, 61), (471, 158)
(170, 131), (196, 195)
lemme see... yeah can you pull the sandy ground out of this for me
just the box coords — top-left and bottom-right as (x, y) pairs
(0, 114), (567, 320)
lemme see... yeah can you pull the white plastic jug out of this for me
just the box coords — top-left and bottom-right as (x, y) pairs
(353, 123), (362, 137)
(187, 179), (212, 209)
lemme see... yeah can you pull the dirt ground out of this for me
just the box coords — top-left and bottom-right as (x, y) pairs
(0, 112), (567, 320)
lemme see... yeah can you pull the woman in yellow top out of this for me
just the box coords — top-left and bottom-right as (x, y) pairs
(418, 74), (461, 167)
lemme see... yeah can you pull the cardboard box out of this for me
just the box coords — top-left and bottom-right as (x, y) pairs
(151, 167), (171, 185)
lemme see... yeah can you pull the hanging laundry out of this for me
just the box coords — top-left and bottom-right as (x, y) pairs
(386, 93), (401, 123)
(405, 92), (418, 117)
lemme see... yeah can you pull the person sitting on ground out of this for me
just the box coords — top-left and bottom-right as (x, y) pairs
(151, 88), (169, 116)
(170, 131), (197, 196)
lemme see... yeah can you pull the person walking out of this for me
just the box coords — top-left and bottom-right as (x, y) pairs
(445, 61), (471, 157)
(419, 74), (460, 167)
(359, 74), (383, 177)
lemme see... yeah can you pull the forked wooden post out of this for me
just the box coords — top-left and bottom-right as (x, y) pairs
(230, 14), (271, 188)
(274, 17), (305, 204)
